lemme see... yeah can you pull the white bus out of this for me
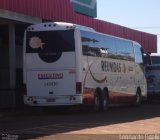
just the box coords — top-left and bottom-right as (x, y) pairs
(23, 22), (147, 111)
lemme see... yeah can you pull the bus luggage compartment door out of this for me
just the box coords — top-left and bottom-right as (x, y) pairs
(26, 70), (76, 97)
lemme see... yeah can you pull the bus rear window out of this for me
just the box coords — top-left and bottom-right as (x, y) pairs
(26, 29), (75, 53)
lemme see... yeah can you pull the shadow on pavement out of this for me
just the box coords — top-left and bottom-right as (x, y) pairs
(0, 100), (160, 140)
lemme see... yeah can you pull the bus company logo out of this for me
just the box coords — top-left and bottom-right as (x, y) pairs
(38, 73), (63, 79)
(29, 36), (45, 49)
(101, 60), (122, 73)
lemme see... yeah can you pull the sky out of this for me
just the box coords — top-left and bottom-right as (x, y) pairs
(96, 0), (160, 53)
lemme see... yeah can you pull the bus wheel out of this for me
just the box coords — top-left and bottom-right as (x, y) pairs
(100, 90), (109, 111)
(93, 89), (108, 112)
(93, 92), (100, 112)
(135, 89), (141, 106)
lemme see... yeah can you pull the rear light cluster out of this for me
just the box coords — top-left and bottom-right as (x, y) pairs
(76, 82), (82, 94)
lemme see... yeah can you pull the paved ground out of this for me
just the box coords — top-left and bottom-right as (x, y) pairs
(0, 100), (160, 140)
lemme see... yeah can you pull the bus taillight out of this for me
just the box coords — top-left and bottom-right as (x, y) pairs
(76, 82), (82, 94)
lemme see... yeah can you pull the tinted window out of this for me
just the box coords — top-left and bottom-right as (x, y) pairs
(81, 31), (116, 58)
(26, 29), (75, 53)
(151, 56), (160, 64)
(116, 39), (134, 61)
(103, 36), (116, 58)
(81, 31), (100, 57)
(81, 30), (134, 61)
(26, 30), (75, 63)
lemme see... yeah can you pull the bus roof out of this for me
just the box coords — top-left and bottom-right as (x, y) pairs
(26, 22), (142, 48)
(27, 22), (96, 32)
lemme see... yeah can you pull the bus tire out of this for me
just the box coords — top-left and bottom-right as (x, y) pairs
(93, 91), (100, 112)
(93, 88), (109, 112)
(135, 88), (141, 106)
(100, 89), (109, 112)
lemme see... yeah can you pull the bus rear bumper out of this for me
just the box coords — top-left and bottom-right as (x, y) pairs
(24, 95), (82, 106)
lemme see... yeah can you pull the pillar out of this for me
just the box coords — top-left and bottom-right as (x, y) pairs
(9, 23), (16, 89)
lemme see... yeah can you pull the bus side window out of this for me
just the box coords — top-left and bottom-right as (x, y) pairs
(81, 31), (95, 56)
(134, 44), (143, 64)
(104, 36), (116, 58)
(92, 33), (104, 57)
(116, 39), (134, 61)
